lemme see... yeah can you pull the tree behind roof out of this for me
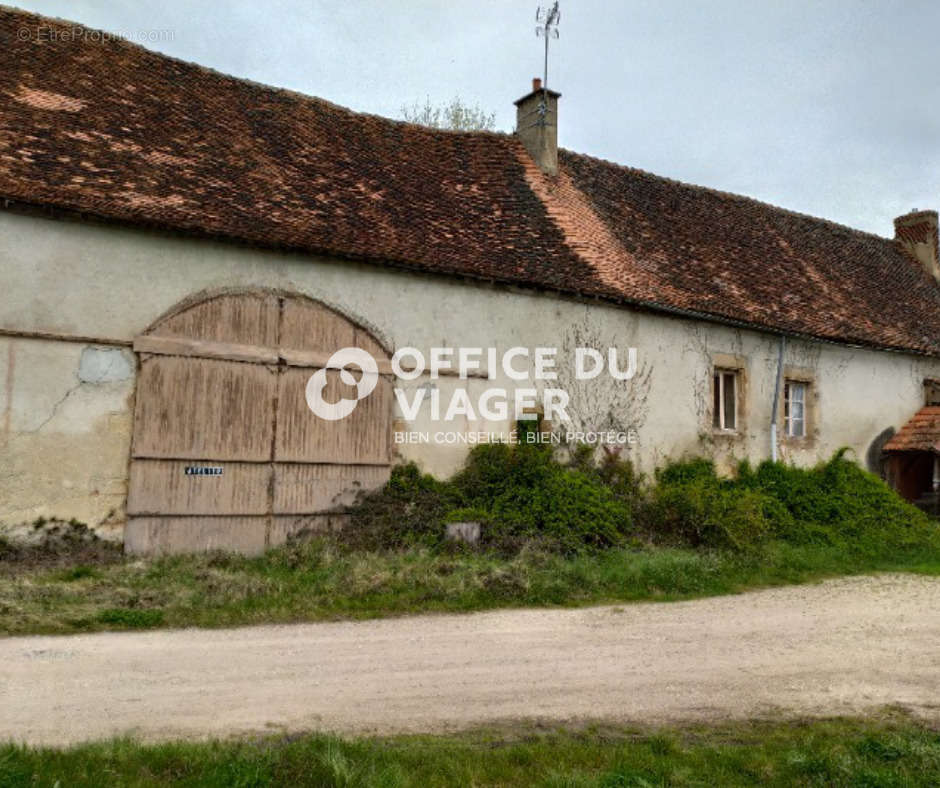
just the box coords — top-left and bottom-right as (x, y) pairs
(401, 96), (496, 132)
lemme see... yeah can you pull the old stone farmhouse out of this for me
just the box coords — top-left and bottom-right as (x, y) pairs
(3, 7), (940, 554)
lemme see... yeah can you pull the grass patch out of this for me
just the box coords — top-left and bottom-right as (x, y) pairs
(1, 537), (938, 635)
(1, 715), (938, 786)
(53, 565), (100, 582)
(93, 608), (165, 629)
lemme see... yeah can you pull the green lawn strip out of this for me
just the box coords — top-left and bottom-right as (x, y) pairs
(2, 539), (938, 636)
(1, 715), (938, 786)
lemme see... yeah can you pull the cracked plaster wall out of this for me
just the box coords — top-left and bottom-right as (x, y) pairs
(0, 338), (133, 538)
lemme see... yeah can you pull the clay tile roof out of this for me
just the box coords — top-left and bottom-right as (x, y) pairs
(3, 6), (940, 356)
(883, 407), (940, 453)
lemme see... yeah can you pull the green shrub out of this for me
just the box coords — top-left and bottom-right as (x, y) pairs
(443, 507), (490, 524)
(486, 466), (630, 554)
(345, 444), (939, 560)
(655, 457), (716, 487)
(453, 442), (554, 507)
(736, 450), (940, 558)
(348, 443), (631, 555)
(642, 450), (940, 556)
(455, 443), (631, 554)
(568, 445), (644, 510)
(644, 460), (775, 551)
(345, 463), (459, 550)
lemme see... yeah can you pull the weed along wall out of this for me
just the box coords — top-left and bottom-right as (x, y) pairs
(2, 209), (939, 550)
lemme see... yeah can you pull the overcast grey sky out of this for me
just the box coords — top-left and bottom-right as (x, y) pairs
(15, 0), (940, 236)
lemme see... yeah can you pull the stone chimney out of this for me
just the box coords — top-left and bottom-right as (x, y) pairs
(894, 209), (940, 281)
(514, 77), (561, 175)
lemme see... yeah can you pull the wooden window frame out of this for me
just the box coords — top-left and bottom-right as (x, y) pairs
(779, 367), (817, 446)
(712, 368), (740, 433)
(784, 380), (807, 438)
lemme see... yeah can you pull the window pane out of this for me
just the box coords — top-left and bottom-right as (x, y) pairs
(784, 381), (808, 438)
(723, 372), (736, 430)
(791, 414), (805, 437)
(713, 373), (721, 429)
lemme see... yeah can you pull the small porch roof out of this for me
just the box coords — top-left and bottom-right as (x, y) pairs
(883, 406), (940, 453)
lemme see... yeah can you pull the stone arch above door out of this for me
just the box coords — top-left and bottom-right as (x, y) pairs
(126, 290), (393, 555)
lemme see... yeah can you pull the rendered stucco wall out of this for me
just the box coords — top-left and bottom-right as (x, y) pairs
(1, 210), (938, 535)
(0, 337), (133, 537)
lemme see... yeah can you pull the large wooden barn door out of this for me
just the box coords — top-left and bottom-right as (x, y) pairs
(125, 291), (392, 555)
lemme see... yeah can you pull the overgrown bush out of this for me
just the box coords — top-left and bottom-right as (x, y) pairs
(491, 468), (629, 553)
(569, 444), (644, 512)
(642, 450), (940, 557)
(736, 449), (940, 558)
(643, 462), (774, 551)
(348, 442), (632, 554)
(343, 463), (459, 550)
(344, 443), (939, 559)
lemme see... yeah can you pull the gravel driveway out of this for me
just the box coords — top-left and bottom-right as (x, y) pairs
(1, 573), (939, 745)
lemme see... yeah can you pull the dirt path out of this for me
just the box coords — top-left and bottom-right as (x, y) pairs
(1, 573), (939, 746)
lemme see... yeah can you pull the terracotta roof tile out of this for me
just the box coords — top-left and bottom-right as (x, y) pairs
(884, 407), (940, 453)
(560, 151), (940, 353)
(2, 7), (940, 356)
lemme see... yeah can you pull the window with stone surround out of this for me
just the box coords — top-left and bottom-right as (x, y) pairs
(712, 369), (738, 431)
(784, 380), (807, 438)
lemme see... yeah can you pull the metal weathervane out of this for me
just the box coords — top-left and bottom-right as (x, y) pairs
(535, 2), (560, 90)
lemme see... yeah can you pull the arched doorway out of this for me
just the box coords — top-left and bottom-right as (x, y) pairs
(125, 290), (393, 554)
